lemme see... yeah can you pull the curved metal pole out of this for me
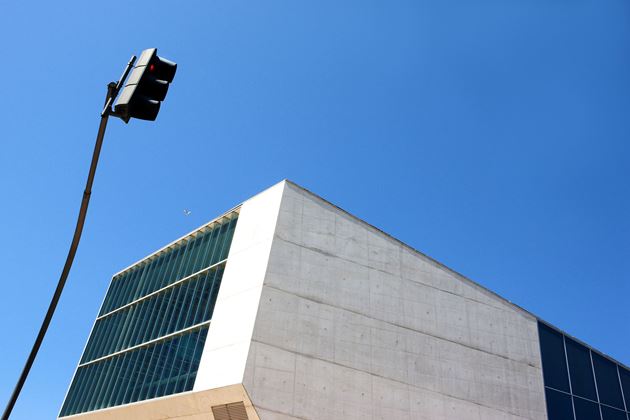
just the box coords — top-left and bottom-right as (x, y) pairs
(1, 96), (112, 420)
(1, 54), (135, 419)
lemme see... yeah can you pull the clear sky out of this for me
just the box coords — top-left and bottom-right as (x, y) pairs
(1, 0), (629, 418)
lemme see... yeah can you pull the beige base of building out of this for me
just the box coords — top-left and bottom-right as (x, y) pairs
(61, 385), (259, 420)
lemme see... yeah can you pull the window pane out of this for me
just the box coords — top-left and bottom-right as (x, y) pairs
(573, 396), (600, 420)
(600, 406), (627, 420)
(546, 388), (574, 420)
(566, 338), (597, 400)
(539, 323), (570, 392)
(618, 367), (630, 411)
(593, 353), (624, 409)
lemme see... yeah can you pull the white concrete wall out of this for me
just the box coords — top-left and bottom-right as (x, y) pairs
(194, 181), (286, 391)
(243, 182), (547, 420)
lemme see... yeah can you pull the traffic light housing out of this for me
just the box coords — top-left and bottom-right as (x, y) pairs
(114, 48), (177, 123)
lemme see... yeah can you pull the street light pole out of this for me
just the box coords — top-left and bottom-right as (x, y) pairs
(1, 55), (136, 420)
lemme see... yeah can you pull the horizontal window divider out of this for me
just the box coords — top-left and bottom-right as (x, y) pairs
(78, 321), (211, 369)
(97, 260), (227, 320)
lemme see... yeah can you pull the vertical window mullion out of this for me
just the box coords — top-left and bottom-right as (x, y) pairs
(219, 218), (237, 260)
(63, 366), (88, 416)
(97, 354), (122, 410)
(203, 267), (224, 322)
(122, 347), (146, 405)
(99, 314), (117, 357)
(178, 238), (196, 280)
(100, 277), (119, 315)
(118, 307), (138, 353)
(158, 284), (179, 337)
(138, 344), (160, 401)
(173, 279), (195, 332)
(141, 258), (158, 298)
(168, 243), (186, 284)
(155, 251), (171, 290)
(87, 358), (112, 412)
(108, 309), (128, 354)
(192, 271), (212, 326)
(81, 320), (102, 364)
(111, 272), (130, 312)
(76, 362), (101, 414)
(168, 281), (189, 334)
(136, 266), (150, 300)
(183, 275), (204, 329)
(205, 224), (224, 268)
(153, 339), (176, 398)
(208, 224), (225, 266)
(165, 336), (187, 396)
(214, 221), (230, 263)
(141, 258), (158, 297)
(68, 365), (91, 415)
(116, 269), (140, 311)
(161, 247), (179, 288)
(88, 316), (111, 361)
(148, 290), (167, 340)
(148, 255), (165, 295)
(192, 230), (211, 273)
(119, 305), (137, 350)
(140, 297), (159, 344)
(170, 332), (194, 394)
(108, 278), (123, 313)
(113, 352), (133, 407)
(146, 339), (168, 399)
(175, 240), (193, 281)
(184, 328), (208, 391)
(127, 267), (144, 304)
(130, 345), (154, 403)
(129, 300), (149, 348)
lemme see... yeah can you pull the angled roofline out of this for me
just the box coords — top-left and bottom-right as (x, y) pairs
(281, 179), (629, 370)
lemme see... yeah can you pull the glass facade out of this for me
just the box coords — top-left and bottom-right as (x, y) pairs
(60, 212), (239, 417)
(539, 322), (630, 420)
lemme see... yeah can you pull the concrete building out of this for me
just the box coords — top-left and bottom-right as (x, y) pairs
(60, 180), (630, 420)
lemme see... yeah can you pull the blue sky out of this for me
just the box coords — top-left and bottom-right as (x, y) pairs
(1, 0), (629, 418)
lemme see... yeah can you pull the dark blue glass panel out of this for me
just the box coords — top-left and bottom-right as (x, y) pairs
(539, 322), (570, 392)
(593, 353), (624, 409)
(546, 388), (574, 420)
(618, 367), (630, 411)
(566, 338), (597, 401)
(573, 396), (600, 420)
(601, 406), (626, 420)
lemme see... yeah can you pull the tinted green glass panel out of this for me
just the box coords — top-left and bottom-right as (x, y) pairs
(60, 328), (209, 417)
(97, 216), (236, 316)
(61, 214), (237, 417)
(82, 266), (224, 363)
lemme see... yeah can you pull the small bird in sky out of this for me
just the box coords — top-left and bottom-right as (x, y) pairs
(183, 209), (192, 216)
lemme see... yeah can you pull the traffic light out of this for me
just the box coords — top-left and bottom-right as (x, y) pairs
(114, 48), (177, 123)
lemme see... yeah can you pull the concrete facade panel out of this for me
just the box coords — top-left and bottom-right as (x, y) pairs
(244, 182), (547, 419)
